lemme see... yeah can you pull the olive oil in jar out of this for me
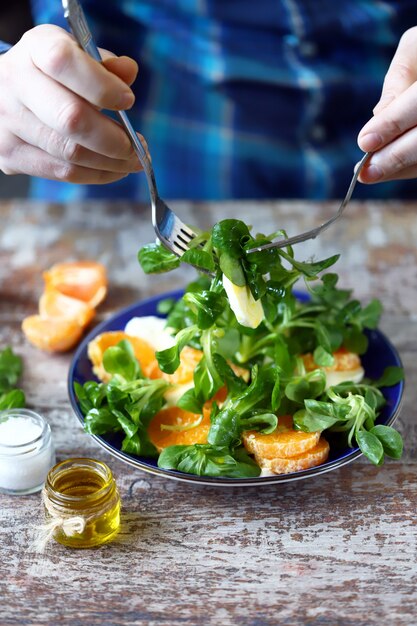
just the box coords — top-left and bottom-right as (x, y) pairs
(43, 458), (120, 548)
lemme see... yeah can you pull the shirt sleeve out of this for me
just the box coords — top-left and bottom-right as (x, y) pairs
(0, 41), (11, 54)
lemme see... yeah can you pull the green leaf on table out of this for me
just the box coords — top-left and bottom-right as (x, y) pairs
(0, 389), (25, 410)
(0, 347), (23, 395)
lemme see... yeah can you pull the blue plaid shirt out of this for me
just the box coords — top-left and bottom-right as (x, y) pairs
(4, 1), (417, 200)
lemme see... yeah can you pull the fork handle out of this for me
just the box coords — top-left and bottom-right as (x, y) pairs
(62, 0), (157, 199)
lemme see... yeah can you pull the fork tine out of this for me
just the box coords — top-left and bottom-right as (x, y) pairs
(172, 221), (196, 242)
(160, 217), (196, 255)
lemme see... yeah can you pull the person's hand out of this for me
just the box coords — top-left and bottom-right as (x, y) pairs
(358, 26), (417, 184)
(0, 24), (142, 183)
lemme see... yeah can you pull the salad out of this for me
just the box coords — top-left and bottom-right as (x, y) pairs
(74, 219), (404, 479)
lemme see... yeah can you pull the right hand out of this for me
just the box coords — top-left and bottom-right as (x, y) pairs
(357, 26), (417, 184)
(0, 24), (142, 184)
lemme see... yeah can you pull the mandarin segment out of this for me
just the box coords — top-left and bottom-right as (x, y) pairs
(242, 415), (321, 459)
(22, 315), (83, 352)
(257, 437), (330, 475)
(148, 404), (211, 452)
(43, 261), (107, 308)
(39, 289), (95, 327)
(23, 260), (108, 353)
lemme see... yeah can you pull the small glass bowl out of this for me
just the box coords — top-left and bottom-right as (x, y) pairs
(0, 408), (55, 495)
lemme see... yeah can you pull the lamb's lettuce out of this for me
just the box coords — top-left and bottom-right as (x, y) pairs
(0, 347), (25, 410)
(74, 218), (404, 476)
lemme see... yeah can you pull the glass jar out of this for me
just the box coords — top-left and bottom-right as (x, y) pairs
(0, 408), (55, 495)
(43, 458), (121, 548)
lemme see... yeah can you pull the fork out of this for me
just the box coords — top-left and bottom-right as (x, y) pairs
(64, 0), (369, 260)
(246, 151), (371, 254)
(63, 0), (198, 258)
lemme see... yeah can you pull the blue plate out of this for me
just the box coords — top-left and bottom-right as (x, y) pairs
(68, 290), (404, 486)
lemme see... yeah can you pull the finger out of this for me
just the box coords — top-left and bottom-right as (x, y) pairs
(8, 103), (141, 174)
(17, 64), (136, 159)
(358, 125), (417, 183)
(373, 27), (417, 115)
(136, 131), (150, 156)
(27, 25), (135, 110)
(101, 55), (139, 87)
(358, 80), (417, 153)
(359, 159), (417, 183)
(0, 134), (130, 183)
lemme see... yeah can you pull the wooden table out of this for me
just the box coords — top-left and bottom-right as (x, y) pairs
(1, 199), (416, 626)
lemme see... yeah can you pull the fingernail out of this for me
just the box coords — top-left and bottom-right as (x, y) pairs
(119, 91), (135, 109)
(364, 164), (383, 182)
(359, 132), (383, 152)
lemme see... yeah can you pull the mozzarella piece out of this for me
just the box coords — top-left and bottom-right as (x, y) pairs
(325, 367), (364, 389)
(222, 275), (264, 329)
(124, 315), (176, 351)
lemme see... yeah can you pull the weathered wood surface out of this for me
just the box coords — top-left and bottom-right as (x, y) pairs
(0, 199), (416, 626)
